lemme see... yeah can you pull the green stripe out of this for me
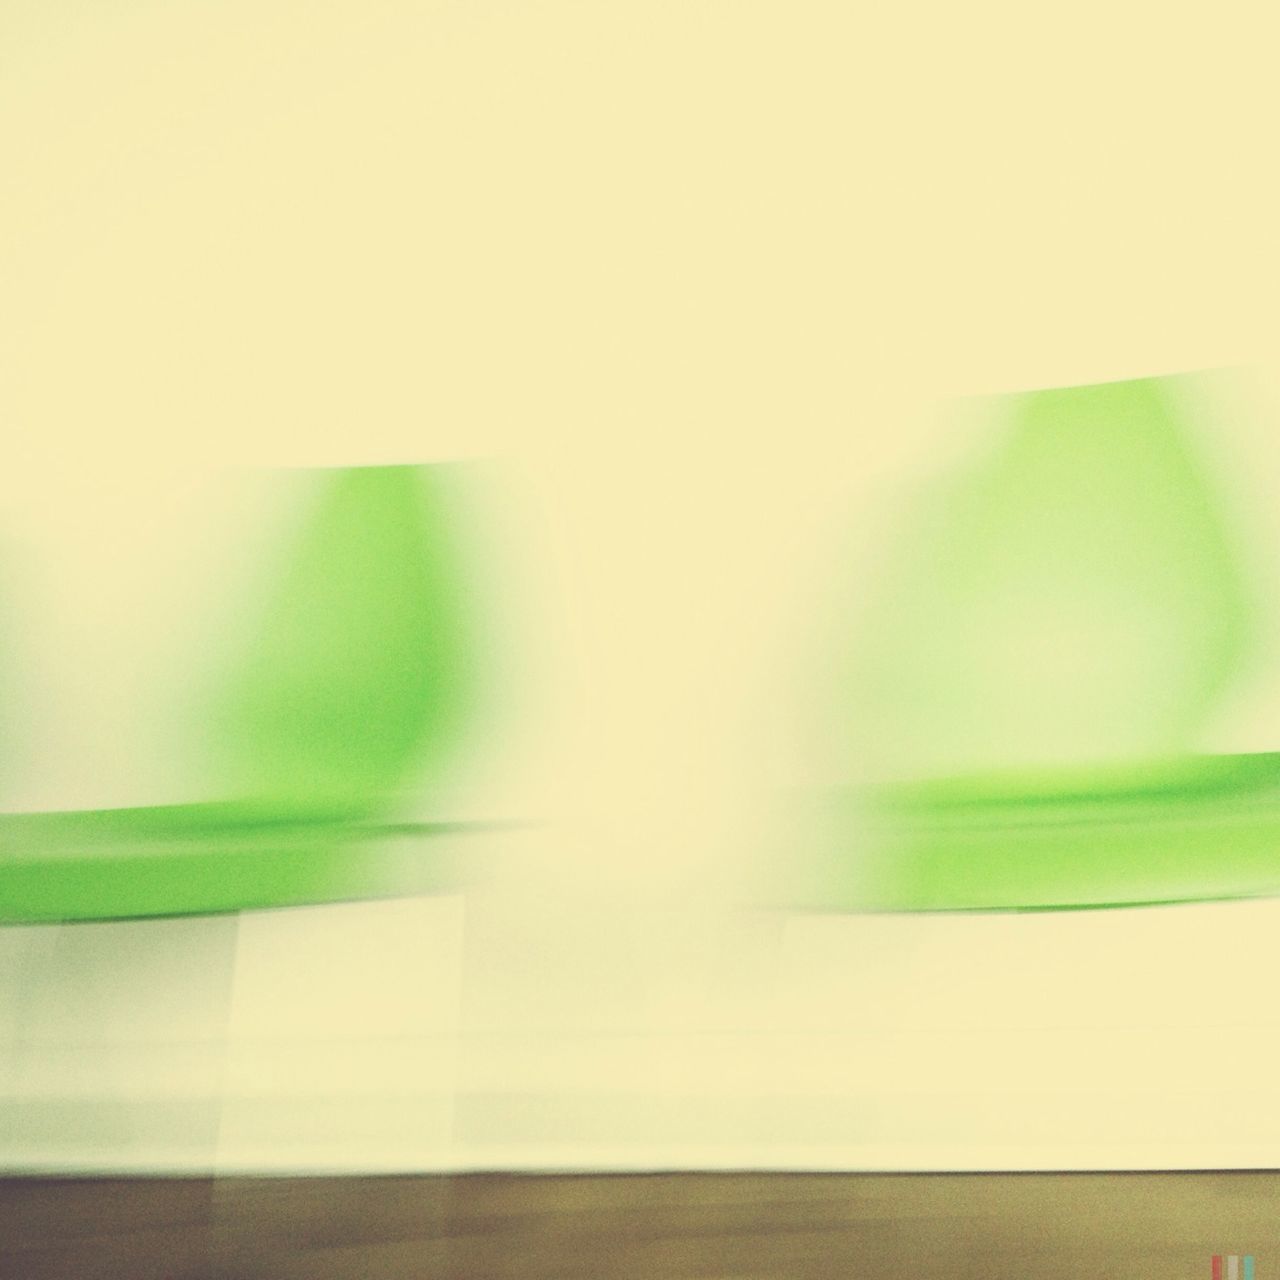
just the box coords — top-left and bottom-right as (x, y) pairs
(787, 753), (1280, 912)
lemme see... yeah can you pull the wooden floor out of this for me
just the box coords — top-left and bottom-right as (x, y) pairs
(2, 1171), (1277, 1278)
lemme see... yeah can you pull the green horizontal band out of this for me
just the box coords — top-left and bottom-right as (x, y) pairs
(788, 753), (1280, 913)
(0, 803), (516, 923)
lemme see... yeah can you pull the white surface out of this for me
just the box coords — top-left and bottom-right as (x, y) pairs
(5, 893), (1280, 1173)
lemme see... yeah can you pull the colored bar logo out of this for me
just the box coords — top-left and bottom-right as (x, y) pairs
(1213, 1257), (1255, 1279)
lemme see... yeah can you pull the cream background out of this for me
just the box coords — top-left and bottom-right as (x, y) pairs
(5, 0), (1280, 1172)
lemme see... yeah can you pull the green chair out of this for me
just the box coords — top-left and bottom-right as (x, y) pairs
(0, 464), (501, 922)
(791, 375), (1280, 912)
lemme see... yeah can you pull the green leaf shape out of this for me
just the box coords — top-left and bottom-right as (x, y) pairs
(852, 376), (1255, 778)
(210, 463), (479, 819)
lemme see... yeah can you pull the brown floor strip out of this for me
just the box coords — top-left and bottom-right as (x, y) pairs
(2, 1171), (1278, 1278)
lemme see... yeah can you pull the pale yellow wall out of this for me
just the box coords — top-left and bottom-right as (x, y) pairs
(6, 0), (1280, 1175)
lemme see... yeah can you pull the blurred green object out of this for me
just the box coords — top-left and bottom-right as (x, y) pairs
(801, 753), (1280, 912)
(212, 465), (478, 819)
(0, 805), (482, 922)
(853, 376), (1254, 779)
(0, 464), (491, 923)
(800, 374), (1280, 913)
